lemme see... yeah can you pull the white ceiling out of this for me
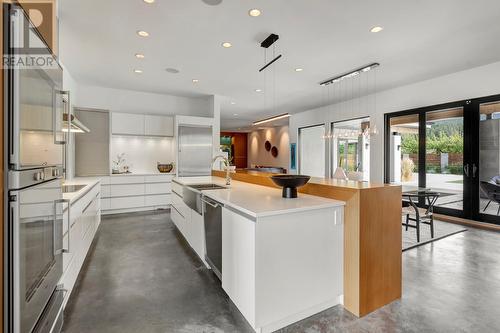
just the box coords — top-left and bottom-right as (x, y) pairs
(59, 0), (500, 130)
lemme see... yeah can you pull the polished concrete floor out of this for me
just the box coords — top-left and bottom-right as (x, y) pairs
(63, 211), (500, 333)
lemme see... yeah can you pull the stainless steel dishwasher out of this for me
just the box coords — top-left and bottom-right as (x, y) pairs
(202, 196), (223, 280)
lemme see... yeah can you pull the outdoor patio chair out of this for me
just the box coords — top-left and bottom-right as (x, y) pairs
(480, 180), (500, 216)
(402, 191), (441, 243)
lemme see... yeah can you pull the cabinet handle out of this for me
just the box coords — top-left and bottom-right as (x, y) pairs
(54, 199), (71, 254)
(201, 197), (220, 208)
(82, 200), (94, 213)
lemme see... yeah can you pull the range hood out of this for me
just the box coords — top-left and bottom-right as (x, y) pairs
(63, 113), (90, 133)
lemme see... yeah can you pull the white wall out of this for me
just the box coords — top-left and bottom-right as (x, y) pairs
(74, 85), (211, 117)
(290, 60), (500, 183)
(110, 136), (175, 174)
(248, 126), (290, 171)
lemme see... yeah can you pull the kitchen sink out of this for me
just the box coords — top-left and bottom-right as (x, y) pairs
(188, 184), (227, 190)
(183, 184), (227, 214)
(62, 184), (87, 193)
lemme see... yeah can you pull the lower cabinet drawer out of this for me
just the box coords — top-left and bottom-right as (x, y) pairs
(145, 194), (171, 207)
(171, 204), (184, 229)
(109, 196), (145, 210)
(145, 182), (172, 195)
(101, 198), (110, 210)
(101, 185), (111, 198)
(110, 184), (145, 197)
(145, 175), (174, 183)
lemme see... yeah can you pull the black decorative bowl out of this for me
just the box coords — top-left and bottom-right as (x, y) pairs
(271, 175), (311, 198)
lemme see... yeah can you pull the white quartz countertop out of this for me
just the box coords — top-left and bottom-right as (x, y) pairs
(173, 176), (344, 218)
(63, 177), (101, 204)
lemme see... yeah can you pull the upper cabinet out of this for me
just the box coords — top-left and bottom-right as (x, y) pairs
(111, 112), (174, 137)
(145, 115), (174, 137)
(112, 113), (145, 135)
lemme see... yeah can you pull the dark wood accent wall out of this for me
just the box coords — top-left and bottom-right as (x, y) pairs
(221, 132), (248, 169)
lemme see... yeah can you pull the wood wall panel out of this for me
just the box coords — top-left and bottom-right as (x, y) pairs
(221, 132), (248, 169)
(212, 170), (402, 317)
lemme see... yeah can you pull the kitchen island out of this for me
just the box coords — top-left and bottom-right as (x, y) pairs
(213, 170), (403, 318)
(172, 177), (345, 333)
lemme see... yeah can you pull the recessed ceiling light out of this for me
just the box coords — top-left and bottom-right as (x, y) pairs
(222, 42), (232, 48)
(248, 9), (261, 17)
(192, 79), (199, 83)
(135, 53), (145, 59)
(137, 30), (149, 37)
(143, 0), (155, 3)
(233, 113), (238, 116)
(295, 68), (303, 72)
(231, 101), (236, 105)
(370, 26), (383, 33)
(134, 69), (143, 74)
(165, 68), (180, 74)
(255, 89), (262, 92)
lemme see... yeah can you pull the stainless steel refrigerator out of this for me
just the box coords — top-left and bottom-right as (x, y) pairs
(5, 4), (70, 333)
(177, 126), (213, 177)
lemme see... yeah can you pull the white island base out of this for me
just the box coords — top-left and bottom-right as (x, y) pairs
(222, 205), (344, 333)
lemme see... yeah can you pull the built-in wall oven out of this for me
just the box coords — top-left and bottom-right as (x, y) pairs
(5, 4), (70, 333)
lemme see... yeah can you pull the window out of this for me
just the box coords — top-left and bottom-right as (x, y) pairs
(331, 117), (370, 181)
(298, 125), (325, 177)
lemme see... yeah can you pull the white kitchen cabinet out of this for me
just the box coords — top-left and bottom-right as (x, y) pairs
(60, 182), (101, 309)
(144, 194), (171, 206)
(111, 112), (145, 135)
(100, 174), (173, 214)
(112, 112), (174, 137)
(189, 209), (206, 262)
(110, 183), (145, 197)
(222, 207), (256, 324)
(170, 204), (183, 230)
(145, 174), (174, 183)
(221, 206), (343, 332)
(145, 115), (174, 137)
(109, 175), (144, 184)
(109, 196), (145, 210)
(145, 182), (171, 195)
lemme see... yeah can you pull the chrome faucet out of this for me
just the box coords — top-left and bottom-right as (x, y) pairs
(212, 155), (231, 185)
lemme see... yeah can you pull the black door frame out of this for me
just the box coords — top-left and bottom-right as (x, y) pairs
(470, 94), (500, 224)
(384, 94), (500, 224)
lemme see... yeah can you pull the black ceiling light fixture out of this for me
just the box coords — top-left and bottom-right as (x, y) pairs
(320, 63), (380, 86)
(201, 0), (223, 6)
(259, 34), (282, 72)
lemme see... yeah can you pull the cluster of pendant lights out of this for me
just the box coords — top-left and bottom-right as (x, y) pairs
(320, 62), (380, 139)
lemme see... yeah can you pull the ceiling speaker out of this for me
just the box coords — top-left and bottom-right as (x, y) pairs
(201, 0), (223, 5)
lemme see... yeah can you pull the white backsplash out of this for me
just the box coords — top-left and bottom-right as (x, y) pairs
(110, 136), (175, 174)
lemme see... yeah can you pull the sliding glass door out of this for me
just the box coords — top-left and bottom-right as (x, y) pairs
(386, 95), (500, 224)
(386, 102), (470, 219)
(425, 108), (465, 212)
(475, 97), (500, 223)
